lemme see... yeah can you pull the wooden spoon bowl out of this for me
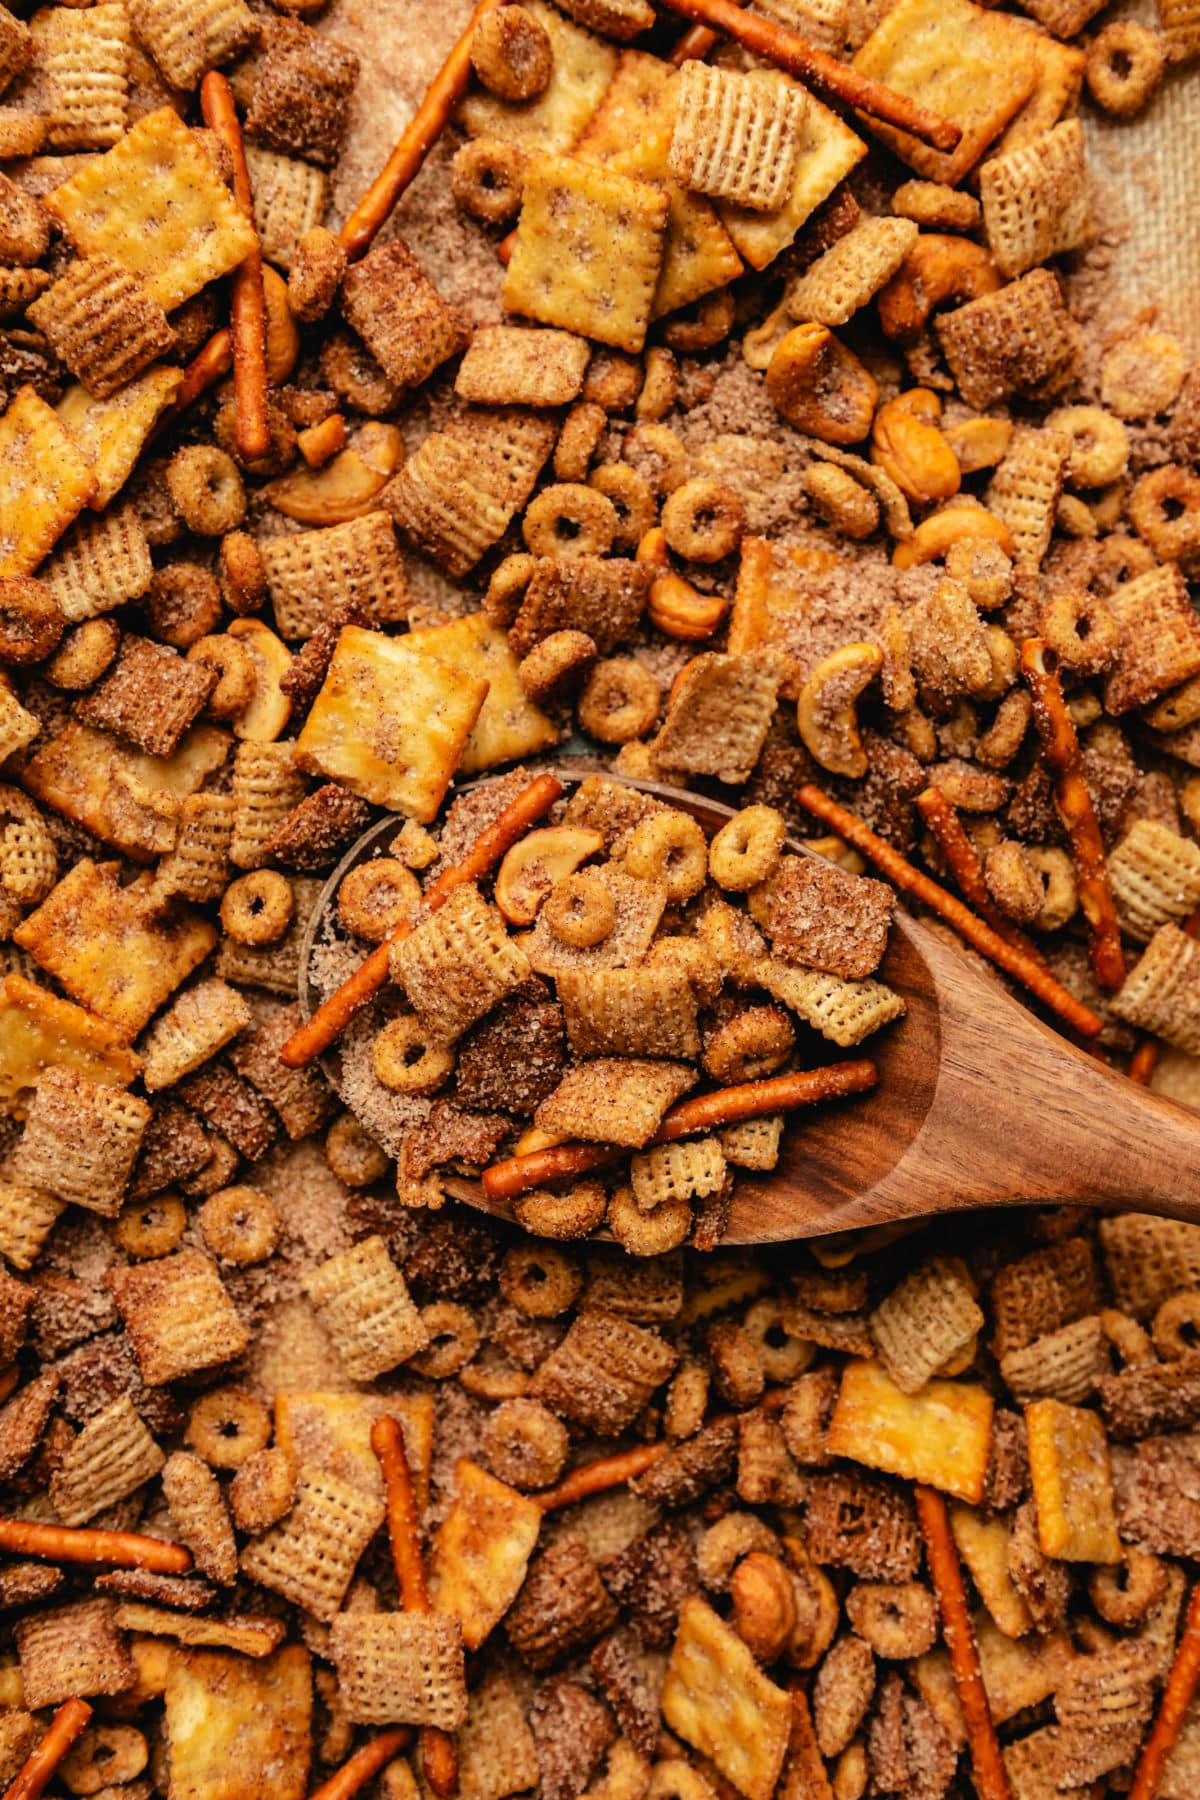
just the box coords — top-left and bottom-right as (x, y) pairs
(298, 762), (1200, 1244)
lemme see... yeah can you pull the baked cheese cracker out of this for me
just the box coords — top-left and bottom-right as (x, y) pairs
(827, 1357), (993, 1503)
(0, 972), (141, 1114)
(0, 386), (93, 576)
(164, 1646), (312, 1800)
(1024, 1396), (1121, 1562)
(576, 47), (677, 161)
(274, 1391), (434, 1508)
(662, 1597), (791, 1800)
(407, 612), (559, 774)
(57, 366), (183, 511)
(608, 123), (744, 319)
(458, 0), (617, 150)
(22, 720), (228, 863)
(46, 107), (258, 310)
(429, 1458), (543, 1651)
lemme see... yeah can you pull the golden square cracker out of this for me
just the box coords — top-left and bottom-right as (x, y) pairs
(112, 1605), (285, 1659)
(15, 858), (217, 1039)
(27, 253), (174, 398)
(12, 1064), (150, 1213)
(852, 0), (1038, 186)
(0, 385), (93, 575)
(407, 612), (559, 773)
(57, 366), (183, 510)
(259, 511), (409, 642)
(244, 146), (327, 271)
(274, 1392), (433, 1507)
(39, 502), (153, 623)
(525, 864), (667, 977)
(46, 107), (257, 310)
(609, 124), (745, 319)
(985, 425), (1069, 571)
(429, 1458), (544, 1652)
(827, 1357), (993, 1502)
(129, 0), (257, 92)
(936, 267), (1076, 412)
(576, 47), (676, 159)
(458, 0), (617, 151)
(1024, 1396), (1120, 1561)
(295, 624), (489, 820)
(1104, 563), (1200, 715)
(558, 965), (701, 1060)
(536, 1056), (695, 1147)
(16, 1599), (135, 1709)
(716, 81), (867, 271)
(456, 325), (591, 408)
(785, 215), (918, 327)
(653, 649), (790, 786)
(109, 1248), (249, 1385)
(33, 3), (130, 151)
(24, 721), (227, 864)
(303, 1234), (429, 1381)
(330, 1613), (467, 1728)
(868, 1257), (984, 1395)
(980, 118), (1090, 280)
(991, 36), (1086, 160)
(340, 237), (467, 394)
(1112, 923), (1200, 1054)
(391, 883), (532, 1042)
(669, 63), (806, 213)
(1109, 820), (1200, 945)
(0, 972), (140, 1113)
(662, 1597), (791, 1800)
(164, 1645), (312, 1800)
(240, 1466), (385, 1620)
(50, 1393), (164, 1526)
(503, 152), (669, 354)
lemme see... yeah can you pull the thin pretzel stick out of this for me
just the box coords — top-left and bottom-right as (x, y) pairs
(281, 772), (564, 1069)
(340, 0), (506, 263)
(916, 788), (1051, 973)
(200, 73), (270, 462)
(537, 1443), (669, 1512)
(309, 1729), (414, 1800)
(1020, 640), (1125, 995)
(915, 1486), (1013, 1800)
(482, 1059), (879, 1202)
(2, 1698), (93, 1800)
(371, 1417), (458, 1800)
(667, 0), (746, 69)
(1128, 1582), (1200, 1800)
(1127, 904), (1200, 1086)
(0, 1517), (192, 1573)
(154, 328), (233, 441)
(797, 785), (1104, 1040)
(654, 0), (962, 151)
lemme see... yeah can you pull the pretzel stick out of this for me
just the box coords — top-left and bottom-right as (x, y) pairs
(281, 772), (564, 1068)
(200, 74), (270, 461)
(0, 1517), (192, 1573)
(1128, 1582), (1200, 1800)
(667, 0), (746, 70)
(916, 787), (1051, 972)
(155, 327), (233, 440)
(1020, 640), (1125, 994)
(797, 784), (1104, 1040)
(537, 1443), (669, 1512)
(309, 1730), (414, 1800)
(372, 1416), (458, 1799)
(915, 1487), (1013, 1800)
(2, 1698), (93, 1800)
(482, 1059), (879, 1201)
(340, 0), (506, 262)
(654, 0), (962, 151)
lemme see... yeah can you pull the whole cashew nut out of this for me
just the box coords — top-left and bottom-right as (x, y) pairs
(876, 234), (1002, 342)
(766, 324), (879, 446)
(870, 389), (961, 507)
(796, 642), (883, 778)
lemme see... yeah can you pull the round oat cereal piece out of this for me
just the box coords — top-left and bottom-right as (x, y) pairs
(221, 870), (294, 946)
(113, 1193), (187, 1260)
(337, 858), (421, 942)
(578, 657), (661, 743)
(661, 477), (745, 563)
(499, 1243), (582, 1317)
(1129, 464), (1200, 566)
(199, 1185), (281, 1266)
(167, 445), (247, 537)
(186, 1387), (272, 1469)
(325, 1112), (390, 1187)
(518, 629), (597, 704)
(372, 1015), (455, 1095)
(709, 805), (785, 892)
(513, 1180), (608, 1240)
(44, 617), (121, 689)
(522, 483), (617, 559)
(588, 463), (657, 553)
(742, 1296), (813, 1382)
(1086, 21), (1166, 116)
(624, 421), (689, 496)
(625, 810), (708, 903)
(145, 563), (224, 650)
(451, 137), (527, 224)
(608, 1183), (692, 1256)
(542, 869), (615, 947)
(470, 4), (553, 100)
(482, 1397), (569, 1489)
(409, 1302), (481, 1379)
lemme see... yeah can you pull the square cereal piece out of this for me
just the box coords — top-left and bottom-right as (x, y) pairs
(535, 1057), (695, 1147)
(456, 990), (566, 1116)
(15, 859), (217, 1040)
(1099, 1212), (1200, 1318)
(530, 1310), (678, 1434)
(785, 214), (918, 328)
(57, 367), (183, 511)
(456, 326), (591, 408)
(108, 1248), (249, 1385)
(244, 146), (327, 270)
(1104, 564), (1200, 714)
(259, 785), (369, 872)
(391, 884), (531, 1042)
(529, 1679), (615, 1800)
(0, 972), (141, 1115)
(245, 18), (358, 167)
(0, 6), (31, 94)
(46, 108), (257, 311)
(33, 3), (130, 152)
(936, 268), (1077, 412)
(408, 612), (559, 773)
(0, 385), (93, 575)
(75, 633), (216, 756)
(1000, 1314), (1109, 1407)
(230, 1005), (337, 1138)
(508, 555), (652, 659)
(804, 1468), (921, 1579)
(985, 425), (1069, 571)
(383, 407), (556, 579)
(1160, 0), (1200, 61)
(763, 856), (894, 980)
(1015, 0), (1105, 32)
(456, 1667), (540, 1800)
(980, 118), (1090, 281)
(128, 1099), (212, 1198)
(632, 1137), (725, 1211)
(1116, 1434), (1200, 1556)
(717, 81), (866, 272)
(1111, 923), (1200, 1055)
(503, 153), (669, 354)
(259, 511), (409, 642)
(585, 1244), (683, 1319)
(164, 1645), (312, 1800)
(852, 0), (1037, 186)
(240, 1466), (385, 1620)
(559, 965), (700, 1060)
(129, 0), (257, 92)
(1025, 1396), (1120, 1562)
(828, 1358), (993, 1502)
(505, 1536), (618, 1671)
(653, 650), (789, 786)
(27, 255), (175, 399)
(229, 739), (306, 873)
(340, 238), (467, 393)
(0, 1182), (63, 1271)
(303, 1234), (429, 1381)
(1098, 1362), (1200, 1439)
(295, 624), (488, 820)
(429, 1458), (543, 1651)
(12, 1065), (150, 1214)
(869, 1257), (984, 1395)
(139, 980), (251, 1093)
(40, 503), (154, 623)
(662, 1597), (791, 1800)
(50, 1393), (163, 1526)
(1109, 821), (1200, 944)
(177, 1061), (276, 1162)
(759, 959), (906, 1046)
(1053, 1642), (1155, 1786)
(331, 1613), (466, 1728)
(16, 1598), (135, 1709)
(459, 0), (617, 152)
(669, 63), (806, 213)
(989, 1234), (1098, 1358)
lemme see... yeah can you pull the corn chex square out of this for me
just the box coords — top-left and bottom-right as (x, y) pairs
(936, 268), (1077, 412)
(259, 511), (409, 641)
(39, 503), (153, 622)
(330, 1613), (467, 1728)
(244, 146), (328, 270)
(75, 632), (217, 757)
(12, 1064), (149, 1214)
(980, 118), (1090, 280)
(536, 1056), (695, 1147)
(130, 0), (257, 92)
(384, 406), (556, 578)
(240, 1466), (385, 1621)
(303, 1234), (429, 1381)
(33, 3), (131, 152)
(16, 1599), (134, 1709)
(391, 883), (531, 1042)
(456, 1668), (541, 1800)
(1104, 563), (1200, 714)
(27, 253), (175, 398)
(164, 1645), (313, 1800)
(653, 649), (790, 786)
(0, 385), (93, 575)
(108, 1248), (250, 1385)
(341, 237), (467, 394)
(670, 63), (806, 214)
(530, 1310), (678, 1435)
(456, 325), (591, 408)
(50, 1393), (163, 1525)
(503, 153), (669, 354)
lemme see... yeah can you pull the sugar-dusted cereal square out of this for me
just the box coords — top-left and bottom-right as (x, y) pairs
(75, 633), (216, 757)
(1025, 1396), (1120, 1562)
(383, 407), (556, 578)
(341, 238), (467, 394)
(456, 1667), (540, 1800)
(245, 17), (359, 168)
(46, 108), (257, 311)
(16, 1599), (134, 1709)
(408, 612), (559, 773)
(331, 1613), (466, 1728)
(936, 268), (1077, 413)
(999, 1314), (1108, 1407)
(33, 3), (130, 151)
(0, 1182), (62, 1271)
(985, 425), (1069, 571)
(130, 0), (257, 92)
(1112, 923), (1200, 1055)
(244, 146), (327, 270)
(989, 1234), (1098, 1358)
(980, 118), (1090, 281)
(258, 511), (409, 642)
(27, 254), (175, 399)
(717, 81), (866, 272)
(531, 1310), (678, 1434)
(653, 650), (789, 786)
(506, 1536), (617, 1671)
(503, 153), (669, 354)
(429, 1458), (543, 1651)
(240, 1465), (384, 1620)
(1098, 1212), (1200, 1319)
(459, 0), (617, 152)
(827, 1357), (993, 1502)
(50, 1393), (163, 1526)
(508, 555), (651, 658)
(295, 624), (489, 820)
(164, 1645), (312, 1800)
(1158, 0), (1200, 62)
(13, 1065), (149, 1214)
(805, 1468), (921, 1579)
(1105, 563), (1200, 714)
(109, 1248), (249, 1385)
(138, 979), (251, 1093)
(785, 214), (917, 328)
(536, 1056), (695, 1147)
(0, 385), (93, 575)
(456, 325), (591, 408)
(1109, 820), (1200, 944)
(39, 503), (153, 623)
(662, 1597), (791, 1800)
(763, 855), (894, 980)
(303, 1234), (428, 1381)
(669, 63), (806, 213)
(391, 883), (531, 1043)
(869, 1257), (984, 1395)
(230, 1005), (337, 1139)
(559, 965), (701, 1060)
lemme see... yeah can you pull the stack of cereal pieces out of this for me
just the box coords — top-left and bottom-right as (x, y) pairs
(0, 0), (1194, 1791)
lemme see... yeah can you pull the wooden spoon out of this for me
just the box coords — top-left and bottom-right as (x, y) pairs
(298, 764), (1200, 1245)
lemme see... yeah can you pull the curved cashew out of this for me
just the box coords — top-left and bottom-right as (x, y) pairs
(870, 389), (961, 506)
(876, 234), (1002, 341)
(635, 526), (727, 641)
(892, 504), (1014, 569)
(782, 1537), (840, 1668)
(766, 324), (878, 446)
(495, 826), (604, 926)
(796, 641), (883, 778)
(265, 422), (404, 525)
(944, 415), (1013, 475)
(731, 1552), (798, 1663)
(262, 266), (300, 384)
